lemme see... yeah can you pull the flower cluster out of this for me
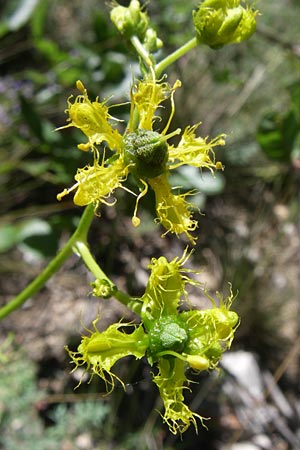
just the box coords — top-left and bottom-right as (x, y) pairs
(67, 251), (239, 434)
(57, 75), (225, 244)
(60, 0), (260, 435)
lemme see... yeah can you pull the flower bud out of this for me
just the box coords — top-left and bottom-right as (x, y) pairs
(110, 0), (149, 40)
(123, 129), (168, 178)
(193, 0), (258, 49)
(211, 308), (239, 340)
(186, 354), (210, 371)
(143, 28), (163, 53)
(91, 278), (117, 299)
(205, 342), (223, 360)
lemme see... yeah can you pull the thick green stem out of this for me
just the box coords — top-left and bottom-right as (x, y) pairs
(155, 37), (198, 77)
(0, 204), (95, 321)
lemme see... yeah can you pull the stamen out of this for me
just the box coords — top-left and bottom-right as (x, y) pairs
(132, 179), (148, 227)
(57, 183), (79, 201)
(162, 80), (181, 135)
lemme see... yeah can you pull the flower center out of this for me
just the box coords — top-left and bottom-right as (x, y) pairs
(148, 315), (189, 358)
(123, 129), (168, 178)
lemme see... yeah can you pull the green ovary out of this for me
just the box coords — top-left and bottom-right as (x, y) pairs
(123, 129), (168, 178)
(148, 315), (189, 358)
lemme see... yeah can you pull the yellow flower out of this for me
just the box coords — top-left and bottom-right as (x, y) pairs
(68, 251), (239, 434)
(129, 77), (178, 130)
(57, 75), (225, 243)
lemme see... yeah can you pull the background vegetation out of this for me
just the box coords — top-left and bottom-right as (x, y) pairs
(0, 0), (300, 449)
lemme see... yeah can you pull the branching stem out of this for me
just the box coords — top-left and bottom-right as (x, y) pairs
(155, 37), (198, 77)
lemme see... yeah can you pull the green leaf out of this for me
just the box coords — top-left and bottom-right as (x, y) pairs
(17, 218), (59, 260)
(35, 39), (67, 64)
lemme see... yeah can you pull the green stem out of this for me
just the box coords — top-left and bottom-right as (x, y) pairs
(0, 204), (95, 321)
(155, 37), (198, 77)
(130, 35), (153, 68)
(114, 290), (142, 313)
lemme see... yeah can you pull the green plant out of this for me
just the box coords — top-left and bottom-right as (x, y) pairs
(0, 0), (259, 436)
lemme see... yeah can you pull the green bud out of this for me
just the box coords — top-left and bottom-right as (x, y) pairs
(143, 28), (163, 53)
(193, 0), (258, 49)
(123, 129), (168, 179)
(148, 315), (189, 358)
(213, 309), (239, 339)
(110, 0), (149, 40)
(186, 354), (210, 371)
(204, 342), (223, 361)
(91, 278), (117, 299)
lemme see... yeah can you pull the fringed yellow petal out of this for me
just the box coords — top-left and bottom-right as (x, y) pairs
(141, 249), (201, 321)
(149, 174), (198, 244)
(74, 156), (128, 207)
(153, 358), (207, 434)
(142, 256), (185, 320)
(181, 287), (239, 368)
(57, 156), (128, 208)
(58, 80), (122, 152)
(168, 123), (225, 172)
(66, 320), (148, 393)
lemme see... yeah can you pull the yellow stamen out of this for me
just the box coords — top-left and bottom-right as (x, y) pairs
(132, 178), (148, 227)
